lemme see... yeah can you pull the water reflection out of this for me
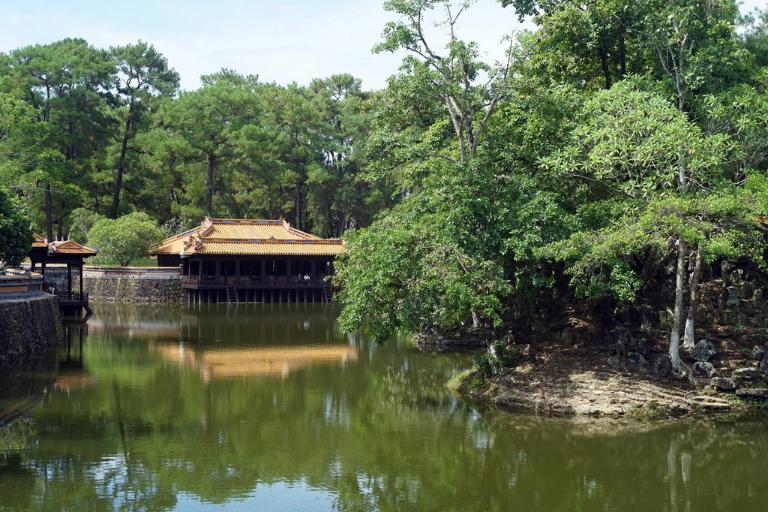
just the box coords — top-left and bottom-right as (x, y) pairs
(152, 342), (358, 380)
(0, 304), (767, 511)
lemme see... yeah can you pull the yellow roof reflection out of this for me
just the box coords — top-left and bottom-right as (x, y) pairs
(152, 342), (358, 380)
(54, 370), (96, 392)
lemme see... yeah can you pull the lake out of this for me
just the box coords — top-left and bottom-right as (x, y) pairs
(1, 304), (767, 511)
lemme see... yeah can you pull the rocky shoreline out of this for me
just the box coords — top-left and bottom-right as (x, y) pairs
(455, 333), (768, 419)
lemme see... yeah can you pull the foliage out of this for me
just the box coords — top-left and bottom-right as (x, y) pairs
(66, 207), (102, 244)
(336, 167), (511, 342)
(0, 187), (32, 267)
(474, 351), (496, 378)
(86, 212), (163, 266)
(0, 0), (766, 357)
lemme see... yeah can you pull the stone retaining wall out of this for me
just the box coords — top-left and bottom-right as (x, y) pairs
(0, 293), (62, 366)
(82, 266), (182, 303)
(38, 266), (70, 293)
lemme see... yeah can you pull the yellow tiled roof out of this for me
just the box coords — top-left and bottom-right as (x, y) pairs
(152, 218), (344, 257)
(32, 235), (97, 256)
(32, 234), (48, 248)
(49, 240), (97, 256)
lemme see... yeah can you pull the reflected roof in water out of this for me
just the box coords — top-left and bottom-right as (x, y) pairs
(152, 342), (358, 380)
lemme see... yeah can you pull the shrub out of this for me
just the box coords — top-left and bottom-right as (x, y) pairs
(87, 212), (163, 266)
(0, 188), (32, 267)
(67, 208), (103, 244)
(474, 351), (496, 378)
(492, 339), (520, 368)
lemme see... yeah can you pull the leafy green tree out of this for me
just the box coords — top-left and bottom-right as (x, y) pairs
(376, 0), (515, 165)
(3, 38), (115, 240)
(337, 168), (511, 342)
(338, 0), (517, 333)
(87, 212), (163, 266)
(66, 207), (102, 244)
(157, 70), (259, 218)
(0, 187), (32, 267)
(538, 82), (762, 369)
(109, 41), (179, 218)
(503, 0), (647, 90)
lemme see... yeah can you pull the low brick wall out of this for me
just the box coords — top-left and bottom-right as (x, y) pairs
(82, 266), (182, 303)
(0, 293), (62, 366)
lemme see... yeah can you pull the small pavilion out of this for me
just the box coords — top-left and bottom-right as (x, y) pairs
(29, 235), (97, 316)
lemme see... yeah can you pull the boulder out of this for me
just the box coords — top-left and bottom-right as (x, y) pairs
(752, 345), (765, 361)
(760, 344), (768, 375)
(735, 388), (768, 401)
(652, 354), (673, 378)
(733, 367), (760, 381)
(693, 361), (718, 379)
(691, 340), (716, 362)
(711, 377), (736, 392)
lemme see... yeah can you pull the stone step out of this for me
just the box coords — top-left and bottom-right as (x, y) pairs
(688, 395), (733, 411)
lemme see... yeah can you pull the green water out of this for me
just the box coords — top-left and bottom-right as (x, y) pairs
(1, 304), (767, 511)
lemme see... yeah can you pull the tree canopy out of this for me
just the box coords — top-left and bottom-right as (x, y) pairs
(0, 0), (766, 368)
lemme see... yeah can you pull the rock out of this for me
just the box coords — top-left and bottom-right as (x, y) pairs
(691, 340), (716, 362)
(549, 403), (576, 416)
(689, 395), (732, 412)
(498, 373), (516, 388)
(652, 353), (673, 378)
(733, 367), (760, 381)
(719, 339), (736, 352)
(735, 388), (768, 401)
(711, 377), (736, 392)
(752, 345), (765, 361)
(628, 353), (649, 374)
(494, 391), (529, 410)
(693, 361), (718, 379)
(760, 344), (768, 375)
(669, 403), (691, 416)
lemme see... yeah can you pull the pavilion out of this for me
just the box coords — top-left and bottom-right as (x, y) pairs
(29, 235), (97, 317)
(152, 218), (344, 303)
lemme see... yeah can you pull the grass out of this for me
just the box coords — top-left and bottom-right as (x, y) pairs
(126, 257), (158, 267)
(447, 368), (486, 393)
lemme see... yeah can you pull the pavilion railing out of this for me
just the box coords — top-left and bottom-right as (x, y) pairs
(53, 290), (89, 303)
(181, 276), (330, 287)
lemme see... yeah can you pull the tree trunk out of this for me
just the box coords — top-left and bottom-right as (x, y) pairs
(471, 309), (481, 329)
(597, 35), (613, 89)
(669, 238), (687, 370)
(295, 181), (301, 229)
(110, 107), (134, 218)
(44, 184), (53, 241)
(57, 199), (65, 240)
(206, 153), (215, 217)
(617, 30), (627, 79)
(683, 245), (703, 350)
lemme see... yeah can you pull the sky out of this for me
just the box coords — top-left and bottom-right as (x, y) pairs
(0, 0), (763, 91)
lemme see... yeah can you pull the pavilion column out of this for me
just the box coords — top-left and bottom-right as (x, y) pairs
(66, 263), (72, 295)
(79, 265), (83, 296)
